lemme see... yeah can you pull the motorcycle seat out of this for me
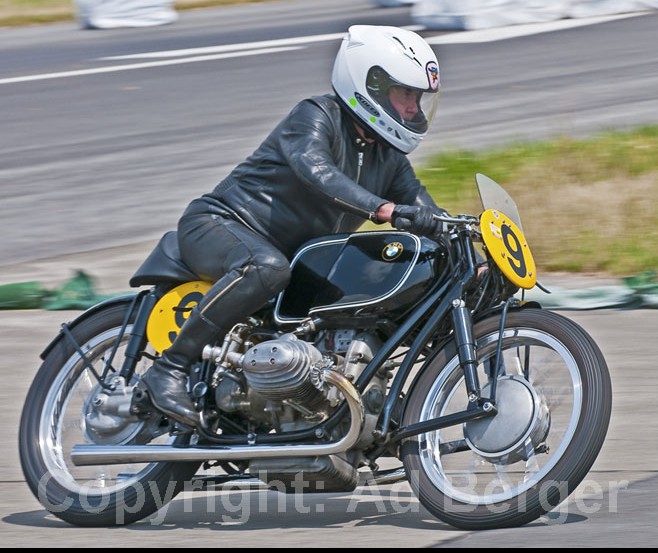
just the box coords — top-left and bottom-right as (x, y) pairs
(129, 231), (201, 288)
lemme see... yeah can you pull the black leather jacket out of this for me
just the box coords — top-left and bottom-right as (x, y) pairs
(182, 94), (440, 258)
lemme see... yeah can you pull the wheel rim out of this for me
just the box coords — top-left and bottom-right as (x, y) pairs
(38, 325), (172, 495)
(418, 328), (583, 505)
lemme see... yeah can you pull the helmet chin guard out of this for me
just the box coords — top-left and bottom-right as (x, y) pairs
(331, 25), (440, 154)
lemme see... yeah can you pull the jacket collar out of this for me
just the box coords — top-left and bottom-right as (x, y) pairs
(343, 116), (376, 152)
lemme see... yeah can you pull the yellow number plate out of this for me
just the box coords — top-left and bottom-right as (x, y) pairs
(146, 281), (212, 353)
(480, 209), (537, 289)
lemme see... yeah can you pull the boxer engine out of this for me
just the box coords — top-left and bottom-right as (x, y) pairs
(204, 327), (391, 446)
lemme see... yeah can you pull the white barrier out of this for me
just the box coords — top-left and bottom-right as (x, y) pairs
(373, 1), (419, 6)
(75, 0), (179, 29)
(409, 0), (658, 29)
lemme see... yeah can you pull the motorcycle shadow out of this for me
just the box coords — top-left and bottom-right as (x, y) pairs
(2, 487), (589, 533)
(143, 486), (590, 531)
(134, 485), (447, 531)
(2, 487), (447, 531)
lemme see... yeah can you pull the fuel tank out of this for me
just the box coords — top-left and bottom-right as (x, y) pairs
(274, 231), (446, 323)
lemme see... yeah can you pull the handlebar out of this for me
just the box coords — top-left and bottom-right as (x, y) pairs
(433, 213), (480, 226)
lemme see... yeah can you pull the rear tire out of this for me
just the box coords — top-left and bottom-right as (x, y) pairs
(19, 301), (201, 526)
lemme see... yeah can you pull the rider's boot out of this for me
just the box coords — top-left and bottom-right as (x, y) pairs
(138, 309), (224, 428)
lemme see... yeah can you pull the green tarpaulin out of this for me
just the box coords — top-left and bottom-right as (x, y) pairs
(0, 270), (126, 311)
(522, 271), (658, 310)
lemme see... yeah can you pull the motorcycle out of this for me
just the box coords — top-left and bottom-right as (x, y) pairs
(18, 173), (612, 530)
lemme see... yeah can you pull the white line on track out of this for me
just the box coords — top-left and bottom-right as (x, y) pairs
(0, 46), (301, 85)
(0, 13), (647, 85)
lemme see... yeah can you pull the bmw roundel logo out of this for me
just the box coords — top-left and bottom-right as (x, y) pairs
(382, 242), (404, 261)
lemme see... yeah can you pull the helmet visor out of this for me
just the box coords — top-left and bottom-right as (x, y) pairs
(366, 66), (440, 134)
(390, 86), (439, 133)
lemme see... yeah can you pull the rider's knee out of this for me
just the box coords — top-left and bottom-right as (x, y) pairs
(251, 250), (291, 294)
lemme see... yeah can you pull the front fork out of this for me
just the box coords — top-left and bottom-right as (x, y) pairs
(450, 298), (482, 402)
(389, 294), (497, 443)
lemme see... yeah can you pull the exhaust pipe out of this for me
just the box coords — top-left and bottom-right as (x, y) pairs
(71, 369), (364, 466)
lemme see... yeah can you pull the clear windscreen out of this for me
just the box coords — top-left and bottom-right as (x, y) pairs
(475, 173), (524, 231)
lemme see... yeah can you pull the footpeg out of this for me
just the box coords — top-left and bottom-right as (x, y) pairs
(130, 383), (154, 418)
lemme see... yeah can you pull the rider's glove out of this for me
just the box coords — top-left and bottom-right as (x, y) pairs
(391, 205), (446, 237)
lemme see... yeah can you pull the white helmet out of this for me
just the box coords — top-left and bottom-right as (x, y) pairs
(331, 25), (440, 154)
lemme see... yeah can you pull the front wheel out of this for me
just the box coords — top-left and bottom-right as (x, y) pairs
(401, 308), (612, 530)
(18, 301), (201, 527)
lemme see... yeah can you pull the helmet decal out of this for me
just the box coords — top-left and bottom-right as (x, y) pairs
(355, 92), (380, 117)
(426, 61), (439, 91)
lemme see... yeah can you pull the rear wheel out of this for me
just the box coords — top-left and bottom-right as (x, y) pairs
(401, 308), (612, 530)
(18, 301), (200, 527)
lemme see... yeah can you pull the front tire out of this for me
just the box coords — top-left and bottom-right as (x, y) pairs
(18, 301), (200, 527)
(401, 308), (612, 530)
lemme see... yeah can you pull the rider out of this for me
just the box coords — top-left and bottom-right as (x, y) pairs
(138, 25), (447, 428)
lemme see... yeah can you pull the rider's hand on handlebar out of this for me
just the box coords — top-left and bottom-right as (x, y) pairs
(391, 205), (446, 237)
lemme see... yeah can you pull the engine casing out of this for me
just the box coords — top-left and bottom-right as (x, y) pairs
(241, 334), (326, 406)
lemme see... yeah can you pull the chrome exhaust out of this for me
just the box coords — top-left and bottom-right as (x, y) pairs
(71, 370), (364, 466)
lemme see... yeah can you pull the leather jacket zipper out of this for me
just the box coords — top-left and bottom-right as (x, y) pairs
(356, 151), (364, 184)
(333, 151), (365, 232)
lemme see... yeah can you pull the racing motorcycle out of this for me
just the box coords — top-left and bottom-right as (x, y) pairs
(18, 174), (612, 530)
